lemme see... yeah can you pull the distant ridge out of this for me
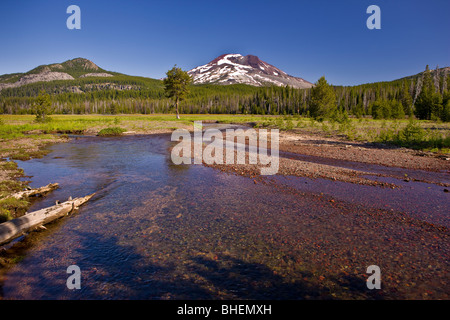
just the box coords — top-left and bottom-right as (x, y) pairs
(0, 58), (114, 91)
(395, 66), (450, 82)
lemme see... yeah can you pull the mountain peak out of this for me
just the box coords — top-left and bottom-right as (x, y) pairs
(0, 58), (112, 91)
(60, 58), (100, 71)
(188, 54), (313, 88)
(211, 53), (243, 63)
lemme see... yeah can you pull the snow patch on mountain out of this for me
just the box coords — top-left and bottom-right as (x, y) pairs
(188, 54), (313, 89)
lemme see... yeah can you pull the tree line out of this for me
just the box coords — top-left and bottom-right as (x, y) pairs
(1, 65), (448, 122)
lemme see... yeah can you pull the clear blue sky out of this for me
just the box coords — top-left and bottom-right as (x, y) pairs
(0, 0), (449, 86)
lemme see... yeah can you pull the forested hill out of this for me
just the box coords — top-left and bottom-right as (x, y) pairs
(0, 58), (117, 86)
(0, 59), (448, 121)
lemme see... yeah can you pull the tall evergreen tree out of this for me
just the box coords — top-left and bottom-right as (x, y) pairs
(163, 65), (191, 119)
(33, 90), (53, 122)
(415, 65), (435, 119)
(309, 76), (336, 119)
(400, 81), (413, 116)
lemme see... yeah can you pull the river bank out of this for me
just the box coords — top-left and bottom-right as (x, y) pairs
(202, 129), (449, 188)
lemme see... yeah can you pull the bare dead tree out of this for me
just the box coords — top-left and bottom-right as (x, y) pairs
(433, 65), (440, 93)
(442, 68), (448, 95)
(412, 72), (423, 107)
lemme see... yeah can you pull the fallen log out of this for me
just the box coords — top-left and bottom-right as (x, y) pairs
(10, 183), (59, 199)
(0, 193), (95, 246)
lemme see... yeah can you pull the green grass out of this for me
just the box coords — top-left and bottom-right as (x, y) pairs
(0, 211), (13, 223)
(0, 180), (24, 197)
(279, 117), (450, 152)
(0, 197), (29, 222)
(9, 148), (50, 161)
(0, 114), (265, 138)
(0, 160), (18, 171)
(97, 127), (127, 136)
(1, 114), (449, 152)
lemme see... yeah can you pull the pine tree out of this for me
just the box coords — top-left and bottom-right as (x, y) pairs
(390, 99), (405, 119)
(309, 76), (336, 119)
(415, 65), (434, 119)
(163, 65), (191, 119)
(33, 90), (53, 122)
(400, 81), (413, 116)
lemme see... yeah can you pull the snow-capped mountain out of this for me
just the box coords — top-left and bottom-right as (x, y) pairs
(188, 54), (313, 89)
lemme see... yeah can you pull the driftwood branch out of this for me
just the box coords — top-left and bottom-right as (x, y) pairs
(0, 193), (95, 246)
(10, 183), (59, 199)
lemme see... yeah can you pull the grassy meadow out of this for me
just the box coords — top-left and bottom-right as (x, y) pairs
(0, 114), (449, 152)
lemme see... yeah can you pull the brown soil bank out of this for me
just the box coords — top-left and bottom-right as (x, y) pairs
(279, 132), (449, 172)
(204, 130), (449, 188)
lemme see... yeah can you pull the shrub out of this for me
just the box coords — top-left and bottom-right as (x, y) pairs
(33, 91), (54, 123)
(285, 119), (294, 130)
(0, 211), (13, 223)
(97, 127), (126, 136)
(321, 122), (330, 132)
(275, 118), (284, 130)
(399, 120), (425, 144)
